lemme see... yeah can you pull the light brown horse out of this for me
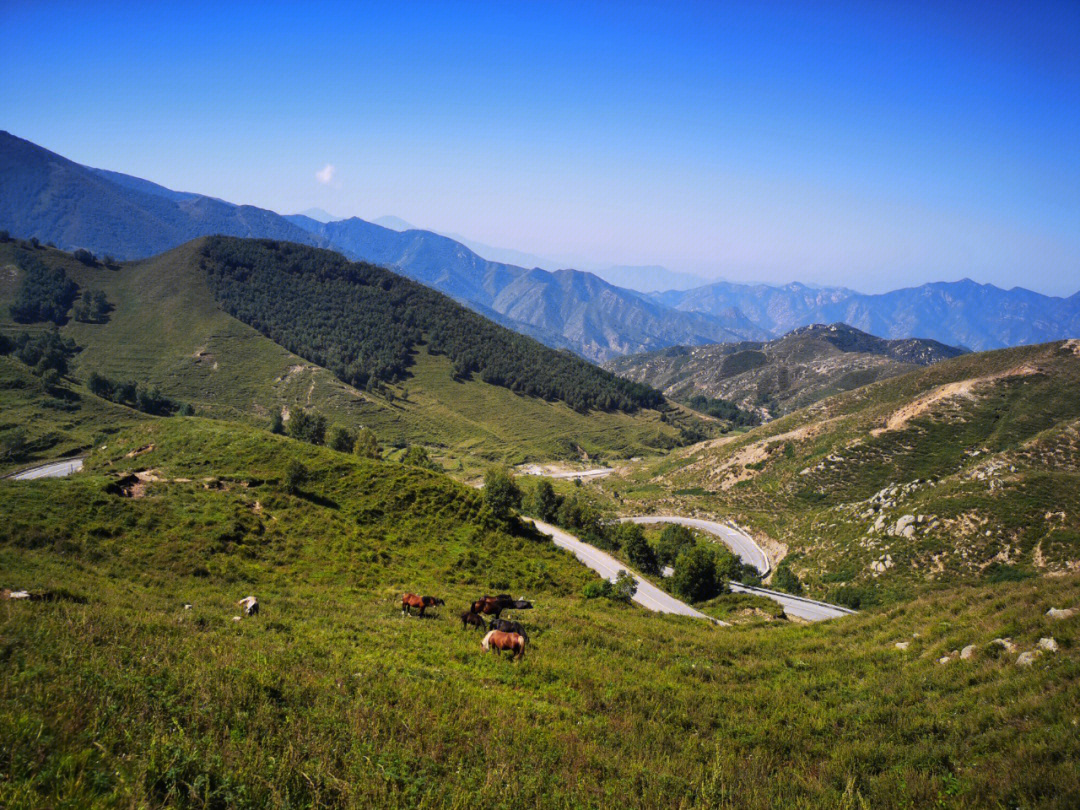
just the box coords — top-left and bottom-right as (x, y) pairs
(401, 593), (445, 617)
(481, 629), (526, 660)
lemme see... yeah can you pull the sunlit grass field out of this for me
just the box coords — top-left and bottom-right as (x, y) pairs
(2, 419), (1078, 808)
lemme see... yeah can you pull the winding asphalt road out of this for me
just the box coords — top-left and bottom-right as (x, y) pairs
(523, 518), (724, 623)
(5, 457), (85, 480)
(622, 515), (771, 575)
(621, 515), (854, 621)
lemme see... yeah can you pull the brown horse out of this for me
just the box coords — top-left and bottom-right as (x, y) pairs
(471, 594), (516, 618)
(460, 610), (486, 630)
(481, 630), (526, 660)
(401, 593), (445, 617)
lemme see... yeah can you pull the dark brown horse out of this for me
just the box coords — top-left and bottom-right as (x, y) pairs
(482, 630), (526, 660)
(471, 595), (510, 617)
(401, 593), (445, 617)
(460, 610), (486, 630)
(488, 617), (529, 642)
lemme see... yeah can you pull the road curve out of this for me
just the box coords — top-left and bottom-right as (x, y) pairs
(523, 518), (723, 623)
(622, 515), (771, 575)
(5, 457), (85, 480)
(728, 583), (855, 622)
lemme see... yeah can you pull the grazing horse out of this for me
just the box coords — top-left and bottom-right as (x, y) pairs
(488, 617), (529, 642)
(481, 630), (526, 660)
(460, 610), (486, 630)
(237, 596), (259, 616)
(401, 593), (445, 617)
(471, 595), (510, 618)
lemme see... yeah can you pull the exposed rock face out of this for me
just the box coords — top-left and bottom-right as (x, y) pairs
(894, 641), (910, 650)
(960, 645), (977, 660)
(992, 638), (1017, 652)
(1038, 637), (1059, 652)
(1046, 607), (1076, 620)
(1017, 651), (1040, 666)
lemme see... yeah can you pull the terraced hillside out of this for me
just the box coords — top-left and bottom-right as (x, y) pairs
(606, 340), (1080, 605)
(606, 322), (965, 420)
(1, 239), (697, 472)
(2, 418), (1078, 807)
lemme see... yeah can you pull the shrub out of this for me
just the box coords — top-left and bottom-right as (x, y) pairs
(283, 460), (307, 494)
(527, 479), (560, 522)
(73, 248), (96, 266)
(616, 523), (659, 575)
(354, 427), (379, 459)
(483, 466), (522, 522)
(270, 409), (285, 435)
(0, 427), (28, 462)
(288, 409), (326, 445)
(611, 570), (638, 603)
(656, 524), (696, 566)
(582, 580), (612, 599)
(672, 546), (724, 602)
(773, 562), (803, 595)
(328, 427), (356, 453)
(402, 445), (437, 470)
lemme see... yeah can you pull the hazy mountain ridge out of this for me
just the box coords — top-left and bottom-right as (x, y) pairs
(0, 131), (327, 260)
(3, 131), (1077, 361)
(654, 279), (1080, 352)
(605, 322), (966, 418)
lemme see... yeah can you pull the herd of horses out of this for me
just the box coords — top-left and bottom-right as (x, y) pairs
(401, 592), (533, 660)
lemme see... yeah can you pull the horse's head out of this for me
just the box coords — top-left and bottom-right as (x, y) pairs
(512, 599), (533, 610)
(432, 597), (446, 607)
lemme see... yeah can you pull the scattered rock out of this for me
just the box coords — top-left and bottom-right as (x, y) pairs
(124, 443), (155, 459)
(938, 655), (953, 665)
(895, 641), (910, 650)
(232, 616), (242, 622)
(1016, 651), (1040, 666)
(183, 604), (193, 610)
(960, 644), (977, 660)
(992, 638), (1016, 652)
(1038, 637), (1059, 652)
(1046, 607), (1076, 620)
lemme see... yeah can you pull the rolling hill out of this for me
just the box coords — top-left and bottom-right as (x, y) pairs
(601, 340), (1080, 605)
(605, 323), (966, 419)
(2, 416), (1078, 807)
(0, 238), (698, 473)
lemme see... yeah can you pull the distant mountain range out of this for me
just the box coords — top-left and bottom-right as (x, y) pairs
(651, 280), (1080, 352)
(2, 131), (1077, 361)
(605, 323), (967, 419)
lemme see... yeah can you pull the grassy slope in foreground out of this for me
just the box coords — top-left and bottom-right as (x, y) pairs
(0, 240), (689, 469)
(2, 417), (1079, 808)
(610, 340), (1080, 604)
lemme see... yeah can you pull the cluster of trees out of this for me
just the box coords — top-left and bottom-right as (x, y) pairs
(9, 252), (78, 325)
(1, 330), (79, 391)
(582, 570), (637, 603)
(87, 372), (191, 416)
(520, 479), (761, 603)
(73, 289), (111, 323)
(682, 394), (759, 427)
(200, 238), (664, 413)
(271, 407), (383, 460)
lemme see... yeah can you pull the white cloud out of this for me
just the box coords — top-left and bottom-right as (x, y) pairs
(315, 163), (336, 184)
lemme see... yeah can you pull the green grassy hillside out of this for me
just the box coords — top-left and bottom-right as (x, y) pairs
(605, 340), (1080, 604)
(2, 417), (1078, 808)
(1, 240), (695, 471)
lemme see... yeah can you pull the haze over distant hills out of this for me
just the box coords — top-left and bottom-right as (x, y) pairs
(2, 131), (1077, 361)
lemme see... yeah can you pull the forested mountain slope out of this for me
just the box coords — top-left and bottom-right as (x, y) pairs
(0, 238), (691, 470)
(286, 215), (764, 360)
(606, 323), (966, 419)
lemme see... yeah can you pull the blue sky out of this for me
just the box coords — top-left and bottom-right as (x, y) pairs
(3, 0), (1078, 294)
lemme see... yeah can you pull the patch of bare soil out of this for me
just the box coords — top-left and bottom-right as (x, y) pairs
(872, 364), (1041, 436)
(124, 443), (155, 459)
